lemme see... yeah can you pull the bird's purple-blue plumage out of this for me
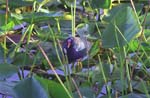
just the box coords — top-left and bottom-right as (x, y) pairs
(62, 37), (87, 63)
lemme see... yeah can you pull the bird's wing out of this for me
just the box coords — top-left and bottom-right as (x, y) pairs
(73, 37), (86, 51)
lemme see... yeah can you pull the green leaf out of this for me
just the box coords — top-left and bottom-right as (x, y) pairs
(0, 45), (4, 63)
(13, 76), (50, 98)
(100, 94), (115, 98)
(0, 21), (15, 31)
(13, 75), (71, 98)
(126, 40), (139, 51)
(112, 80), (128, 92)
(35, 76), (70, 98)
(144, 29), (150, 38)
(0, 11), (5, 26)
(90, 0), (112, 9)
(103, 4), (143, 22)
(73, 87), (95, 98)
(0, 63), (18, 80)
(111, 66), (122, 80)
(140, 13), (150, 26)
(92, 70), (105, 92)
(0, 45), (12, 64)
(119, 93), (148, 98)
(8, 0), (33, 8)
(89, 40), (100, 58)
(11, 12), (63, 23)
(12, 53), (34, 67)
(127, 38), (150, 52)
(92, 63), (111, 82)
(102, 6), (142, 48)
(92, 64), (111, 90)
(132, 80), (150, 94)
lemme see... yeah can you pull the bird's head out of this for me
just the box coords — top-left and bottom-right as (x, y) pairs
(62, 37), (74, 54)
(66, 37), (74, 48)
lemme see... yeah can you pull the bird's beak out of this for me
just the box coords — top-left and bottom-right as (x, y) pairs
(67, 42), (71, 48)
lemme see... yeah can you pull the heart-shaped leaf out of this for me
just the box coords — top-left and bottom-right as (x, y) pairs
(0, 63), (18, 80)
(102, 6), (142, 48)
(13, 75), (71, 98)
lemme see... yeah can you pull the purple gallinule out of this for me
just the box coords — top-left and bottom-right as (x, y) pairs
(62, 37), (87, 63)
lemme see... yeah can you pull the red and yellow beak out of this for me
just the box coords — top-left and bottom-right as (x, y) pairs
(67, 41), (71, 48)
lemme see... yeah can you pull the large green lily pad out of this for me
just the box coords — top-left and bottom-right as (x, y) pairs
(102, 6), (142, 48)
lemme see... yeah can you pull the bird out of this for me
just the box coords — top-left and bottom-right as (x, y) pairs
(62, 36), (87, 64)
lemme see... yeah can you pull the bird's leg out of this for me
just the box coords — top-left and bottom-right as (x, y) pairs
(77, 59), (83, 71)
(72, 62), (76, 73)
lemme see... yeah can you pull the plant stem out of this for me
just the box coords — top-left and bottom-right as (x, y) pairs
(71, 78), (82, 98)
(98, 55), (111, 98)
(3, 0), (9, 63)
(38, 44), (73, 98)
(71, 0), (76, 37)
